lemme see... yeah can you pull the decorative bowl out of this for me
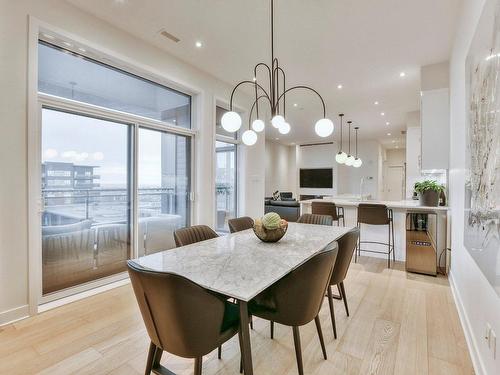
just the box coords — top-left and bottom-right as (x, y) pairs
(253, 222), (288, 243)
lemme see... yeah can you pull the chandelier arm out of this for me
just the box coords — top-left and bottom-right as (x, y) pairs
(276, 67), (286, 117)
(338, 114), (344, 152)
(254, 63), (272, 118)
(249, 95), (272, 129)
(229, 80), (271, 111)
(276, 85), (326, 118)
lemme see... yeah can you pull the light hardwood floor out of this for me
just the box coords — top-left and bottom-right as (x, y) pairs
(0, 257), (474, 375)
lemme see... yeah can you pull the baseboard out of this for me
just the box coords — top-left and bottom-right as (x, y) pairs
(449, 271), (487, 375)
(0, 304), (30, 326)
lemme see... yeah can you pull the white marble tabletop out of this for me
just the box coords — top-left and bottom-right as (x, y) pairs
(130, 223), (352, 302)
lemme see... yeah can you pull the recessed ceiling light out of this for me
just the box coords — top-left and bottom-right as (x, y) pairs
(387, 133), (391, 136)
(195, 41), (203, 48)
(374, 101), (379, 105)
(337, 84), (343, 89)
(392, 140), (396, 143)
(380, 112), (385, 116)
(400, 72), (406, 77)
(395, 146), (399, 148)
(293, 103), (298, 107)
(386, 121), (390, 125)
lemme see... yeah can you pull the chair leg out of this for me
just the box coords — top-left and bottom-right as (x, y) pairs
(327, 286), (337, 339)
(145, 341), (156, 375)
(292, 326), (304, 375)
(238, 330), (244, 374)
(314, 316), (327, 360)
(339, 281), (349, 317)
(194, 357), (202, 375)
(270, 321), (274, 339)
(218, 345), (222, 359)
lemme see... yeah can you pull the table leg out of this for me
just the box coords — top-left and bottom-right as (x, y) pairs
(238, 300), (253, 375)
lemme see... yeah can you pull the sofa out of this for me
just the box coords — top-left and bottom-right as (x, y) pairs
(264, 193), (300, 221)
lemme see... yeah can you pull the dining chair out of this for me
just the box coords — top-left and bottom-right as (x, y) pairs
(356, 203), (395, 268)
(325, 228), (359, 339)
(228, 216), (254, 233)
(248, 246), (338, 375)
(173, 224), (252, 356)
(127, 261), (241, 375)
(174, 225), (218, 247)
(311, 201), (345, 226)
(297, 213), (333, 226)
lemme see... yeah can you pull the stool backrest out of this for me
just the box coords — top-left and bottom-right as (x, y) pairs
(311, 201), (339, 220)
(357, 204), (390, 225)
(297, 213), (333, 226)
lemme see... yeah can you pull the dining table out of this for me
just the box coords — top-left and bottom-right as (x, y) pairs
(130, 222), (354, 375)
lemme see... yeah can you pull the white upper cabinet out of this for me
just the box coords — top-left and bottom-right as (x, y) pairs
(420, 88), (450, 170)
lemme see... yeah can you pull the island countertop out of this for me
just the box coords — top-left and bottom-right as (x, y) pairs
(300, 198), (449, 211)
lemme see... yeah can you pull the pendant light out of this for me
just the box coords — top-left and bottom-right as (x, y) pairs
(345, 121), (355, 166)
(224, 0), (333, 145)
(335, 114), (348, 164)
(353, 126), (363, 168)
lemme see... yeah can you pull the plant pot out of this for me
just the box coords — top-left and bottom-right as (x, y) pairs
(419, 190), (440, 207)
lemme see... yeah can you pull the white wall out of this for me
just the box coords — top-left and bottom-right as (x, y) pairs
(296, 143), (338, 197)
(406, 115), (421, 198)
(449, 0), (500, 374)
(0, 0), (260, 324)
(337, 140), (383, 199)
(264, 141), (297, 197)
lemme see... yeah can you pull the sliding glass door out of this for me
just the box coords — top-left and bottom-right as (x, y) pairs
(37, 38), (193, 297)
(215, 141), (237, 231)
(138, 128), (191, 255)
(41, 108), (132, 295)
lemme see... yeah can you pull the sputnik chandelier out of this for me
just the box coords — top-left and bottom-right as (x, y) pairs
(221, 0), (334, 145)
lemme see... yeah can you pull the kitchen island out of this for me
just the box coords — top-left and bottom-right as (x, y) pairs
(300, 198), (449, 269)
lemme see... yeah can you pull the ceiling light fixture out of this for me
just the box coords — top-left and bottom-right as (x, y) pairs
(335, 114), (348, 164)
(387, 132), (391, 136)
(386, 121), (390, 125)
(380, 112), (385, 116)
(400, 71), (406, 77)
(221, 0), (333, 144)
(293, 103), (298, 107)
(374, 101), (379, 105)
(345, 121), (355, 166)
(337, 84), (343, 89)
(195, 41), (203, 48)
(353, 126), (362, 168)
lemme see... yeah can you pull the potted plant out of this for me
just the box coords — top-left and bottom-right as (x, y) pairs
(414, 180), (445, 207)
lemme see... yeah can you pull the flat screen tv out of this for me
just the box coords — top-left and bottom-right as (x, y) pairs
(299, 168), (333, 188)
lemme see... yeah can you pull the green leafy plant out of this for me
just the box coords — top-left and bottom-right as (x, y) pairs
(414, 180), (445, 194)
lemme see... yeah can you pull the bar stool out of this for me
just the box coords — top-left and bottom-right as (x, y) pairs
(355, 203), (395, 268)
(311, 201), (345, 226)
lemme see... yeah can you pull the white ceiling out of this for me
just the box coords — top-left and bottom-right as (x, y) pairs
(66, 0), (460, 148)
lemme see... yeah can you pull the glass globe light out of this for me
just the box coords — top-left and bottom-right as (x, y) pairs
(271, 115), (285, 128)
(345, 155), (355, 166)
(278, 122), (291, 134)
(314, 118), (334, 137)
(221, 111), (242, 132)
(251, 119), (265, 132)
(335, 151), (347, 164)
(241, 129), (257, 146)
(353, 158), (363, 168)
